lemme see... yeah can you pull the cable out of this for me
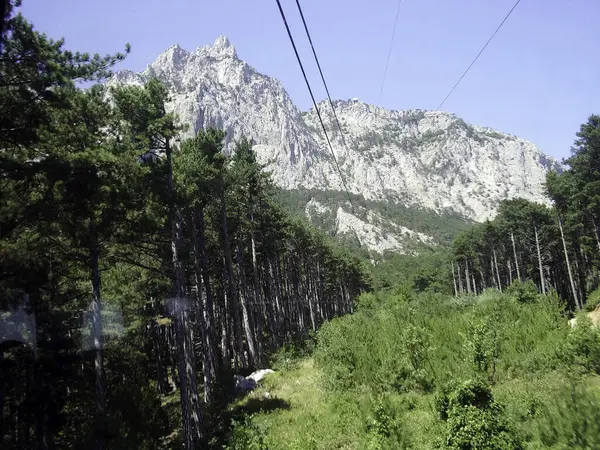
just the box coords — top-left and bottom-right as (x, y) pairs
(436, 0), (521, 111)
(379, 0), (403, 100)
(292, 0), (359, 213)
(273, 0), (356, 214)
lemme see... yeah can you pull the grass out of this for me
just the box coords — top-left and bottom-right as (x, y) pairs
(226, 359), (365, 449)
(225, 288), (600, 449)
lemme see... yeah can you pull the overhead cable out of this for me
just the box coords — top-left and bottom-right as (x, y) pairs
(436, 0), (522, 111)
(379, 0), (403, 100)
(274, 0), (356, 213)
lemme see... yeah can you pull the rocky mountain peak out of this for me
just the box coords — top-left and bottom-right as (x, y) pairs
(195, 35), (238, 59)
(111, 37), (562, 252)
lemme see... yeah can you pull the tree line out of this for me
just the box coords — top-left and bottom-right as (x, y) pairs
(0, 3), (369, 448)
(451, 115), (600, 311)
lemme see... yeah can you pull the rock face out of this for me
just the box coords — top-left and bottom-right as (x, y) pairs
(111, 36), (561, 253)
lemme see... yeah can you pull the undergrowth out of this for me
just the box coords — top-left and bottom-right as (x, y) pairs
(225, 285), (600, 449)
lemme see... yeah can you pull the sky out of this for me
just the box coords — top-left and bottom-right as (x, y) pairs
(19, 0), (600, 161)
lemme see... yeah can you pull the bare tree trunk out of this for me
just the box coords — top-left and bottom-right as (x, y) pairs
(90, 237), (106, 450)
(592, 215), (600, 254)
(490, 256), (497, 290)
(508, 260), (513, 285)
(457, 261), (463, 294)
(451, 261), (458, 296)
(492, 249), (502, 292)
(172, 209), (204, 447)
(221, 298), (230, 367)
(263, 259), (280, 344)
(305, 264), (317, 332)
(558, 213), (581, 310)
(192, 206), (217, 404)
(465, 260), (472, 294)
(219, 187), (247, 370)
(235, 245), (259, 367)
(511, 232), (521, 282)
(534, 224), (546, 294)
(166, 140), (203, 448)
(151, 320), (170, 394)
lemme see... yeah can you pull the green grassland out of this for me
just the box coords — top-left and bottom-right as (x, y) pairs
(224, 284), (600, 449)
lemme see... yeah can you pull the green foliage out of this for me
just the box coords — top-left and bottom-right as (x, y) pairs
(563, 317), (600, 374)
(585, 286), (600, 311)
(419, 129), (445, 143)
(228, 416), (269, 450)
(535, 380), (600, 449)
(228, 289), (600, 449)
(275, 188), (471, 253)
(506, 279), (539, 303)
(372, 248), (454, 293)
(1, 5), (370, 447)
(364, 396), (413, 449)
(443, 380), (523, 450)
(464, 315), (500, 378)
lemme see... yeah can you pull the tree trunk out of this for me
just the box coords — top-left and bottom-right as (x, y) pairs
(192, 206), (218, 403)
(511, 232), (521, 282)
(493, 249), (502, 292)
(90, 238), (106, 450)
(591, 215), (600, 254)
(151, 320), (170, 395)
(0, 351), (4, 446)
(172, 209), (204, 447)
(235, 244), (259, 367)
(166, 140), (203, 448)
(465, 260), (471, 294)
(490, 256), (497, 290)
(507, 260), (513, 285)
(219, 186), (246, 370)
(451, 261), (458, 296)
(263, 259), (280, 344)
(305, 264), (318, 332)
(457, 261), (463, 294)
(558, 213), (581, 310)
(534, 224), (546, 294)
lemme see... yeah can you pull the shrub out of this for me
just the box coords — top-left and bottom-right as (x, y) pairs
(585, 286), (600, 312)
(355, 292), (381, 311)
(506, 279), (539, 304)
(364, 396), (412, 450)
(563, 316), (600, 374)
(270, 344), (301, 372)
(227, 416), (269, 450)
(441, 379), (523, 450)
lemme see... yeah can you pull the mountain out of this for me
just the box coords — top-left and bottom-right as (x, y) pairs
(111, 36), (561, 255)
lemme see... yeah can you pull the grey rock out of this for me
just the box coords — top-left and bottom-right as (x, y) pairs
(110, 37), (562, 253)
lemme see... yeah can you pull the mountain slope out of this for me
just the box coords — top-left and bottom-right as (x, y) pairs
(111, 36), (561, 254)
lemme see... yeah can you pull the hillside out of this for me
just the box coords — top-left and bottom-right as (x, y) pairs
(111, 36), (561, 253)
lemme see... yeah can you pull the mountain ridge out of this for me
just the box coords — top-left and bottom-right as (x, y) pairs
(110, 36), (561, 254)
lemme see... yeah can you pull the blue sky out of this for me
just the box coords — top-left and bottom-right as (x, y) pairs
(20, 0), (599, 161)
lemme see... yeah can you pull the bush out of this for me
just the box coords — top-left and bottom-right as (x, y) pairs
(563, 316), (600, 374)
(364, 396), (412, 450)
(506, 279), (539, 304)
(270, 344), (301, 372)
(441, 379), (523, 450)
(227, 416), (269, 450)
(585, 286), (600, 312)
(355, 292), (381, 311)
(315, 301), (434, 394)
